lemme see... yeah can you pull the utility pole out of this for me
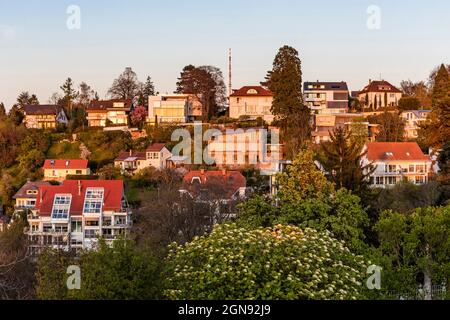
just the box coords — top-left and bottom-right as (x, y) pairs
(228, 48), (232, 99)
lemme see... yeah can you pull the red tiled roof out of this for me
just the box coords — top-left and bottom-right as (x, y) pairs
(230, 86), (273, 97)
(35, 180), (124, 216)
(181, 170), (246, 198)
(146, 143), (167, 152)
(365, 142), (430, 161)
(87, 99), (132, 111)
(43, 159), (89, 170)
(359, 80), (402, 94)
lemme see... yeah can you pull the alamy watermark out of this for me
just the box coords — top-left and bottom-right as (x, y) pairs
(66, 5), (81, 30)
(67, 265), (81, 290)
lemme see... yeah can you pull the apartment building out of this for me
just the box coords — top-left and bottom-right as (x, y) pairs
(312, 113), (377, 144)
(304, 81), (349, 114)
(358, 80), (403, 109)
(206, 127), (283, 169)
(114, 143), (172, 174)
(400, 110), (431, 139)
(27, 180), (131, 256)
(43, 159), (90, 182)
(23, 105), (68, 129)
(86, 99), (132, 127)
(147, 94), (199, 124)
(229, 86), (274, 124)
(362, 142), (433, 188)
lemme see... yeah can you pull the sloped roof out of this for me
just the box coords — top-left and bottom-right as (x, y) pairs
(359, 80), (402, 94)
(13, 181), (51, 199)
(230, 86), (273, 97)
(181, 170), (246, 199)
(365, 142), (430, 161)
(115, 151), (147, 161)
(146, 143), (168, 152)
(24, 105), (62, 115)
(43, 159), (89, 170)
(35, 180), (124, 216)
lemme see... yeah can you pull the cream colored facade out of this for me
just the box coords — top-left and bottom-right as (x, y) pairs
(147, 94), (195, 124)
(44, 167), (91, 181)
(229, 87), (274, 124)
(401, 110), (431, 139)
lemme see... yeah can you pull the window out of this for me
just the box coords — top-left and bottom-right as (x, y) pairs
(409, 165), (415, 173)
(85, 220), (99, 227)
(43, 224), (52, 232)
(83, 188), (104, 214)
(385, 164), (397, 173)
(51, 194), (72, 219)
(84, 229), (97, 239)
(415, 176), (425, 184)
(115, 217), (126, 226)
(416, 165), (425, 173)
(376, 177), (384, 185)
(387, 177), (397, 185)
(147, 152), (159, 160)
(71, 220), (82, 233)
(76, 170), (82, 174)
(54, 225), (68, 233)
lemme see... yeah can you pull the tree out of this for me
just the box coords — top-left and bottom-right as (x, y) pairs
(97, 164), (122, 180)
(108, 67), (142, 100)
(398, 97), (421, 111)
(0, 220), (35, 300)
(60, 78), (78, 112)
(165, 224), (368, 300)
(368, 111), (405, 142)
(437, 141), (450, 184)
(36, 239), (162, 300)
(16, 91), (39, 109)
(48, 92), (63, 106)
(276, 149), (334, 204)
(0, 102), (6, 119)
(76, 82), (95, 107)
(263, 45), (311, 157)
(137, 76), (156, 107)
(320, 127), (374, 195)
(130, 105), (148, 129)
(374, 206), (450, 299)
(175, 65), (224, 120)
(419, 64), (450, 151)
(400, 80), (431, 108)
(7, 105), (24, 126)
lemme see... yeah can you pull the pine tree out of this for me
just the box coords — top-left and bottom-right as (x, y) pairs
(60, 77), (78, 112)
(138, 76), (156, 107)
(320, 127), (374, 195)
(0, 102), (6, 119)
(419, 64), (450, 150)
(263, 45), (311, 158)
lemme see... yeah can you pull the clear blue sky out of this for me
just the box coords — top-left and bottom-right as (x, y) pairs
(0, 0), (449, 109)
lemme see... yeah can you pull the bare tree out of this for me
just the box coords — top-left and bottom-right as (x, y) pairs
(108, 67), (142, 100)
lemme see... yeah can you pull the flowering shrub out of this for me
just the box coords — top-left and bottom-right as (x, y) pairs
(165, 224), (368, 300)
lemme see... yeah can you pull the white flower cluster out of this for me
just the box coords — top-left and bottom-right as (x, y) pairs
(166, 224), (368, 300)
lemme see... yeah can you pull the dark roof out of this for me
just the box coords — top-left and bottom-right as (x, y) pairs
(115, 151), (147, 161)
(87, 99), (132, 111)
(230, 86), (273, 97)
(359, 80), (402, 94)
(304, 82), (349, 91)
(146, 143), (168, 152)
(24, 105), (62, 115)
(13, 181), (51, 199)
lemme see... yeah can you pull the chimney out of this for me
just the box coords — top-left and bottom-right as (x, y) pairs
(77, 180), (82, 196)
(222, 168), (227, 176)
(200, 168), (205, 175)
(129, 149), (132, 156)
(369, 79), (372, 84)
(66, 160), (70, 167)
